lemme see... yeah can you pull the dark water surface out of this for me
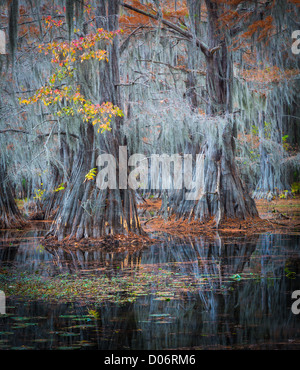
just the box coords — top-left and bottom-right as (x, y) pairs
(0, 224), (299, 350)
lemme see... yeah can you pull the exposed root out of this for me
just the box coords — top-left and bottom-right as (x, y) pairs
(139, 196), (300, 237)
(0, 217), (26, 230)
(43, 232), (158, 252)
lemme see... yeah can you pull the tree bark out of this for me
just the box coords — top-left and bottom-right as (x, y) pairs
(0, 158), (25, 229)
(49, 0), (142, 240)
(170, 0), (258, 226)
(185, 0), (202, 110)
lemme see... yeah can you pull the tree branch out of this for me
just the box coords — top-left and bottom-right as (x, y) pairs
(137, 59), (206, 75)
(120, 25), (145, 54)
(120, 1), (215, 57)
(0, 129), (79, 140)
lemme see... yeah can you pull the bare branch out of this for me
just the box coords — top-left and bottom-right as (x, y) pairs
(120, 25), (145, 54)
(0, 129), (79, 140)
(137, 59), (206, 75)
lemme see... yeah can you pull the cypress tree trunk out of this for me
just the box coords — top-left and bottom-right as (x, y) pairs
(49, 0), (142, 240)
(185, 0), (202, 110)
(170, 0), (258, 226)
(0, 158), (24, 229)
(43, 139), (72, 220)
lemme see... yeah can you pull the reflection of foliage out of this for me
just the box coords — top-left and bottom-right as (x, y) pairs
(88, 309), (100, 319)
(284, 266), (296, 279)
(231, 274), (242, 281)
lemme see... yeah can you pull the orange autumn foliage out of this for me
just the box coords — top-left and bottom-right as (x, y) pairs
(241, 15), (274, 43)
(241, 66), (299, 87)
(120, 0), (189, 34)
(288, 0), (300, 6)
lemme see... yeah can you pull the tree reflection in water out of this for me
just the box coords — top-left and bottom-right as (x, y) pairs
(0, 230), (299, 349)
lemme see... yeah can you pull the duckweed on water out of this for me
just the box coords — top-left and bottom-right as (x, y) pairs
(0, 268), (266, 305)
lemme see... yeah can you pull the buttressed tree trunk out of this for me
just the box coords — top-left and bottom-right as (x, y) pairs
(0, 158), (24, 229)
(171, 0), (258, 226)
(50, 0), (142, 240)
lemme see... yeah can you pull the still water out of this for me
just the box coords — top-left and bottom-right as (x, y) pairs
(0, 224), (299, 350)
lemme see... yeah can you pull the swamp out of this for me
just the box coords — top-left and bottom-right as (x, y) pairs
(0, 0), (299, 352)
